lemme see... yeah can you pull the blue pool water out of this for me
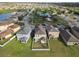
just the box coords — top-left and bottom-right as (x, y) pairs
(0, 13), (13, 21)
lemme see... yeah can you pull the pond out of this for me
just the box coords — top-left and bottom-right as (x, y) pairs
(0, 13), (13, 21)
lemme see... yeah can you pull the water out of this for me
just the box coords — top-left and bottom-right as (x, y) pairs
(0, 13), (13, 21)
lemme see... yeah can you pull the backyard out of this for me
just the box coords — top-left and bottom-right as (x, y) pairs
(0, 39), (9, 45)
(0, 38), (79, 56)
(32, 39), (50, 50)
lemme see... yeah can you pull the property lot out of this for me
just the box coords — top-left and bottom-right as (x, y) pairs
(0, 39), (9, 45)
(32, 41), (49, 49)
(0, 38), (79, 56)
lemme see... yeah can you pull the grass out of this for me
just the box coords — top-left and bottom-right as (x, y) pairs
(0, 38), (79, 56)
(49, 39), (79, 57)
(0, 9), (14, 14)
(32, 41), (49, 49)
(52, 15), (68, 27)
(0, 39), (9, 45)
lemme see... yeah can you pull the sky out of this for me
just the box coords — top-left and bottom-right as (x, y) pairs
(0, 0), (79, 2)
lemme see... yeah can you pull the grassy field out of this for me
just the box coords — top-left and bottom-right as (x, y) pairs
(0, 9), (14, 14)
(0, 38), (79, 57)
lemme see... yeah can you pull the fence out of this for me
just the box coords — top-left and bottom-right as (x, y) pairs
(0, 36), (16, 47)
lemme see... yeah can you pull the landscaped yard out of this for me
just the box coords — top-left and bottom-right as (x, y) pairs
(32, 41), (49, 49)
(0, 38), (79, 56)
(0, 39), (9, 45)
(0, 9), (14, 14)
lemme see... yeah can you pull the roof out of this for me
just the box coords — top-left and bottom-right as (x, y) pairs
(0, 20), (15, 26)
(60, 29), (79, 42)
(46, 18), (52, 21)
(17, 22), (32, 34)
(37, 12), (51, 17)
(35, 25), (46, 35)
(71, 26), (79, 33)
(8, 24), (20, 29)
(0, 29), (13, 37)
(47, 25), (59, 32)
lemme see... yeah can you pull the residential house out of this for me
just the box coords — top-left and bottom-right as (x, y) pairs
(46, 18), (52, 21)
(16, 22), (32, 43)
(32, 25), (50, 51)
(37, 12), (51, 18)
(71, 26), (79, 39)
(0, 20), (21, 40)
(0, 29), (13, 39)
(33, 25), (47, 42)
(9, 16), (18, 21)
(14, 12), (26, 17)
(46, 25), (60, 39)
(0, 21), (14, 31)
(8, 24), (21, 33)
(59, 28), (79, 45)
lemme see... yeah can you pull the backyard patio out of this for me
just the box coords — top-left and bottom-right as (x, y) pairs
(32, 37), (50, 51)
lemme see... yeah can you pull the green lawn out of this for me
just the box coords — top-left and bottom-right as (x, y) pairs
(0, 9), (14, 14)
(0, 38), (79, 57)
(0, 39), (9, 45)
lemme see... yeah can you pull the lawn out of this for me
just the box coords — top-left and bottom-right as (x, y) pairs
(0, 38), (79, 57)
(0, 9), (14, 14)
(0, 39), (9, 45)
(32, 40), (49, 49)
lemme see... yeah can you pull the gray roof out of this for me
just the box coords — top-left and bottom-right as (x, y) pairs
(35, 25), (46, 35)
(17, 22), (32, 34)
(72, 26), (79, 33)
(47, 25), (59, 32)
(60, 29), (79, 42)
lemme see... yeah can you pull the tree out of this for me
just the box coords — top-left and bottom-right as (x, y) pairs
(18, 15), (24, 21)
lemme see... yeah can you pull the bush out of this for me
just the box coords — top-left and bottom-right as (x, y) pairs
(18, 15), (24, 21)
(52, 15), (68, 27)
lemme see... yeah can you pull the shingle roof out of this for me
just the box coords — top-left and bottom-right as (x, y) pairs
(60, 29), (79, 42)
(35, 25), (46, 35)
(17, 22), (31, 34)
(47, 25), (59, 32)
(72, 26), (79, 33)
(0, 29), (13, 37)
(0, 20), (15, 26)
(8, 24), (20, 29)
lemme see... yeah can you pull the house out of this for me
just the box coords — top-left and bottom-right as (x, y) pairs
(8, 24), (21, 33)
(0, 20), (21, 40)
(37, 12), (51, 18)
(9, 16), (18, 21)
(71, 26), (79, 39)
(46, 18), (52, 21)
(32, 25), (50, 51)
(0, 29), (13, 39)
(59, 28), (79, 45)
(46, 25), (60, 39)
(16, 22), (32, 43)
(0, 21), (14, 31)
(33, 25), (47, 42)
(14, 12), (26, 17)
